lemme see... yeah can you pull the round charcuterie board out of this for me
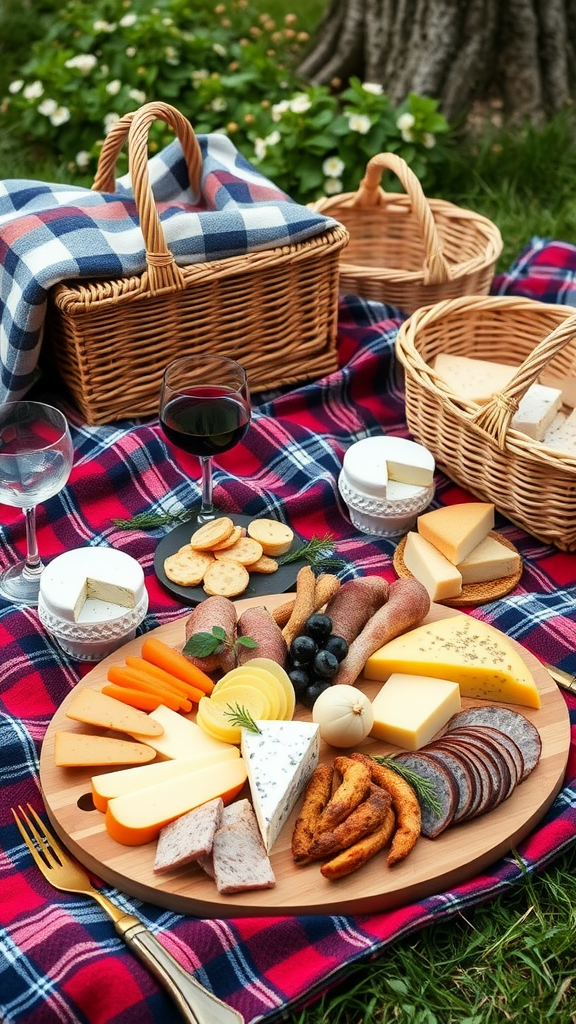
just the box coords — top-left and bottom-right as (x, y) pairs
(39, 597), (569, 919)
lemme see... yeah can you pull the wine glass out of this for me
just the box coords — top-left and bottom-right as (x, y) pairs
(159, 354), (251, 523)
(0, 402), (74, 605)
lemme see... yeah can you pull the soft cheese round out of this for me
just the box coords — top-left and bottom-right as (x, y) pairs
(39, 547), (145, 623)
(342, 435), (435, 499)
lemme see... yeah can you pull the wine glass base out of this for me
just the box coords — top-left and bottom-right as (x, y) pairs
(197, 510), (217, 524)
(0, 561), (43, 606)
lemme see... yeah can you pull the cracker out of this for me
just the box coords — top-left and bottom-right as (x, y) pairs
(247, 518), (294, 556)
(190, 517), (234, 550)
(203, 560), (250, 597)
(164, 547), (215, 586)
(247, 555), (279, 574)
(213, 537), (263, 566)
(211, 525), (245, 551)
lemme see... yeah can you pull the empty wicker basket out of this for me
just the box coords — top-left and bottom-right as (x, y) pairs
(395, 294), (576, 550)
(44, 102), (348, 425)
(310, 152), (503, 314)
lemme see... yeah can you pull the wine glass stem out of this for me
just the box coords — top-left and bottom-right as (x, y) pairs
(23, 506), (44, 580)
(198, 456), (215, 522)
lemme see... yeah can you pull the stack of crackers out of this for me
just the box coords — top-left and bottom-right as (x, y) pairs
(163, 516), (294, 597)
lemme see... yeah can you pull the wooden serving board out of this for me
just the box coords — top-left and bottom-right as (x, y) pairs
(39, 597), (570, 919)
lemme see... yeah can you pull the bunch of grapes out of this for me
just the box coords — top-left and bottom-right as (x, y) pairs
(286, 613), (349, 708)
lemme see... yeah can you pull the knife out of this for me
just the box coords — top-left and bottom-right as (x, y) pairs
(544, 663), (576, 694)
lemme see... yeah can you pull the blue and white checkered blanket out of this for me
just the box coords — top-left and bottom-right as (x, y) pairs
(0, 133), (336, 404)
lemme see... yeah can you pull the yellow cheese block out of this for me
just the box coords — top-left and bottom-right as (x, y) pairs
(91, 747), (240, 812)
(105, 757), (248, 845)
(457, 534), (521, 585)
(65, 687), (164, 737)
(54, 731), (156, 767)
(370, 673), (461, 750)
(433, 353), (518, 405)
(403, 531), (462, 600)
(363, 614), (541, 709)
(129, 703), (234, 760)
(417, 503), (494, 564)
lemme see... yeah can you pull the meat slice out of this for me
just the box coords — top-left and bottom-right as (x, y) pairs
(154, 798), (223, 872)
(210, 799), (276, 893)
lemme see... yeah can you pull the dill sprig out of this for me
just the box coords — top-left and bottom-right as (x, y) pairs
(112, 508), (196, 531)
(372, 754), (443, 816)
(222, 703), (261, 733)
(278, 533), (347, 571)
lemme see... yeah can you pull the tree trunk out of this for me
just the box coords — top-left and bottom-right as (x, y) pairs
(298, 0), (576, 125)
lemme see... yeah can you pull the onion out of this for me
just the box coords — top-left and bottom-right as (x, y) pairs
(312, 684), (374, 748)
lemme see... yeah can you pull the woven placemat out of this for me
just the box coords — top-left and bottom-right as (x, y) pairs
(393, 530), (523, 607)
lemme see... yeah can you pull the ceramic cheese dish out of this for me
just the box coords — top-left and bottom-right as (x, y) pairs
(338, 435), (435, 538)
(38, 547), (148, 660)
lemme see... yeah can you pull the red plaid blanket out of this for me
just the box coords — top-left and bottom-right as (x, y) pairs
(2, 237), (576, 1024)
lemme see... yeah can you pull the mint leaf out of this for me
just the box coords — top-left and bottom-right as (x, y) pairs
(182, 630), (221, 658)
(237, 636), (258, 649)
(212, 625), (227, 641)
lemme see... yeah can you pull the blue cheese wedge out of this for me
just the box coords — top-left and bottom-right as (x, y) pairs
(240, 721), (320, 853)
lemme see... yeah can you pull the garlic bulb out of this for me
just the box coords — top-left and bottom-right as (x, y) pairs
(312, 684), (374, 748)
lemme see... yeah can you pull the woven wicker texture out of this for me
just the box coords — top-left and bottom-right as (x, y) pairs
(395, 295), (576, 551)
(310, 153), (502, 314)
(45, 102), (348, 425)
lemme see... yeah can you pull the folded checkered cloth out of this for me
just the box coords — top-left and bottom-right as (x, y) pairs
(0, 132), (336, 404)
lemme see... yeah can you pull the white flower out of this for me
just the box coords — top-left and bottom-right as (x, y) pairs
(65, 53), (97, 73)
(362, 82), (383, 95)
(125, 46), (137, 57)
(105, 79), (122, 95)
(128, 88), (146, 104)
(396, 112), (415, 131)
(423, 132), (436, 148)
(75, 150), (91, 168)
(324, 177), (343, 195)
(8, 80), (23, 94)
(103, 111), (121, 133)
(38, 98), (58, 116)
(50, 106), (71, 126)
(289, 93), (311, 114)
(401, 128), (414, 142)
(346, 112), (371, 134)
(253, 137), (267, 161)
(191, 68), (209, 82)
(162, 17), (173, 25)
(212, 43), (226, 56)
(93, 20), (116, 32)
(23, 81), (44, 100)
(265, 129), (281, 146)
(271, 99), (290, 122)
(165, 46), (178, 63)
(322, 156), (345, 178)
(210, 96), (227, 112)
(119, 13), (137, 27)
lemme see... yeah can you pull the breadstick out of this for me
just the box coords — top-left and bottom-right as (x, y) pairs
(313, 573), (341, 609)
(281, 565), (317, 646)
(350, 751), (421, 866)
(271, 599), (295, 627)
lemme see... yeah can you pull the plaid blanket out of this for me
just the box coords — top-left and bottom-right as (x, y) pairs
(0, 132), (334, 403)
(2, 236), (576, 1024)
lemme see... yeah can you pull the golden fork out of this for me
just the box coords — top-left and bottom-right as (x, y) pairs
(12, 804), (244, 1024)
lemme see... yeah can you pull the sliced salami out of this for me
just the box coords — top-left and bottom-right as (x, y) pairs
(434, 736), (497, 819)
(424, 747), (476, 823)
(442, 729), (511, 808)
(392, 751), (459, 838)
(447, 726), (519, 801)
(446, 706), (541, 779)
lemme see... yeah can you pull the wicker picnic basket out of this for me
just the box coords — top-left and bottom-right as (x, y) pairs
(44, 102), (348, 425)
(310, 152), (502, 314)
(395, 294), (576, 550)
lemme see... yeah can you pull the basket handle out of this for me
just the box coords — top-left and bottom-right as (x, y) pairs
(351, 152), (452, 285)
(471, 313), (576, 448)
(92, 102), (203, 294)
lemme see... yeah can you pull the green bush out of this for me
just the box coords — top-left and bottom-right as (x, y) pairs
(0, 0), (450, 202)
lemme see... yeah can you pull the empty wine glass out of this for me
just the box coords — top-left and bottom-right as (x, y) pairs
(159, 354), (251, 522)
(0, 402), (74, 605)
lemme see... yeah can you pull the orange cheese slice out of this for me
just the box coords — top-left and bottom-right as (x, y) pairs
(54, 732), (156, 767)
(65, 687), (164, 737)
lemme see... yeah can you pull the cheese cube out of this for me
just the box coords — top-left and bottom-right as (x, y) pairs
(456, 534), (521, 585)
(403, 531), (462, 600)
(510, 383), (562, 440)
(543, 408), (576, 454)
(433, 354), (518, 404)
(370, 673), (461, 750)
(417, 503), (494, 564)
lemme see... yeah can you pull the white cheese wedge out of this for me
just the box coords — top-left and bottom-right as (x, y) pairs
(370, 673), (461, 750)
(342, 435), (434, 499)
(543, 408), (576, 454)
(130, 704), (235, 760)
(433, 353), (519, 405)
(456, 534), (521, 585)
(240, 720), (320, 853)
(417, 502), (494, 564)
(403, 531), (462, 600)
(363, 614), (541, 709)
(510, 383), (562, 440)
(39, 547), (145, 623)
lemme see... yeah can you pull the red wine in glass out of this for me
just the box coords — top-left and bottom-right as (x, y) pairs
(159, 355), (251, 522)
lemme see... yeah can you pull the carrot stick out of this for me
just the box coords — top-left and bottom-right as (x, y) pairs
(106, 666), (192, 713)
(140, 636), (214, 695)
(102, 684), (163, 713)
(125, 655), (205, 704)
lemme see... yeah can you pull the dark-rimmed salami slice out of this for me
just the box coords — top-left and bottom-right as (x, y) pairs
(446, 706), (541, 779)
(392, 751), (459, 838)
